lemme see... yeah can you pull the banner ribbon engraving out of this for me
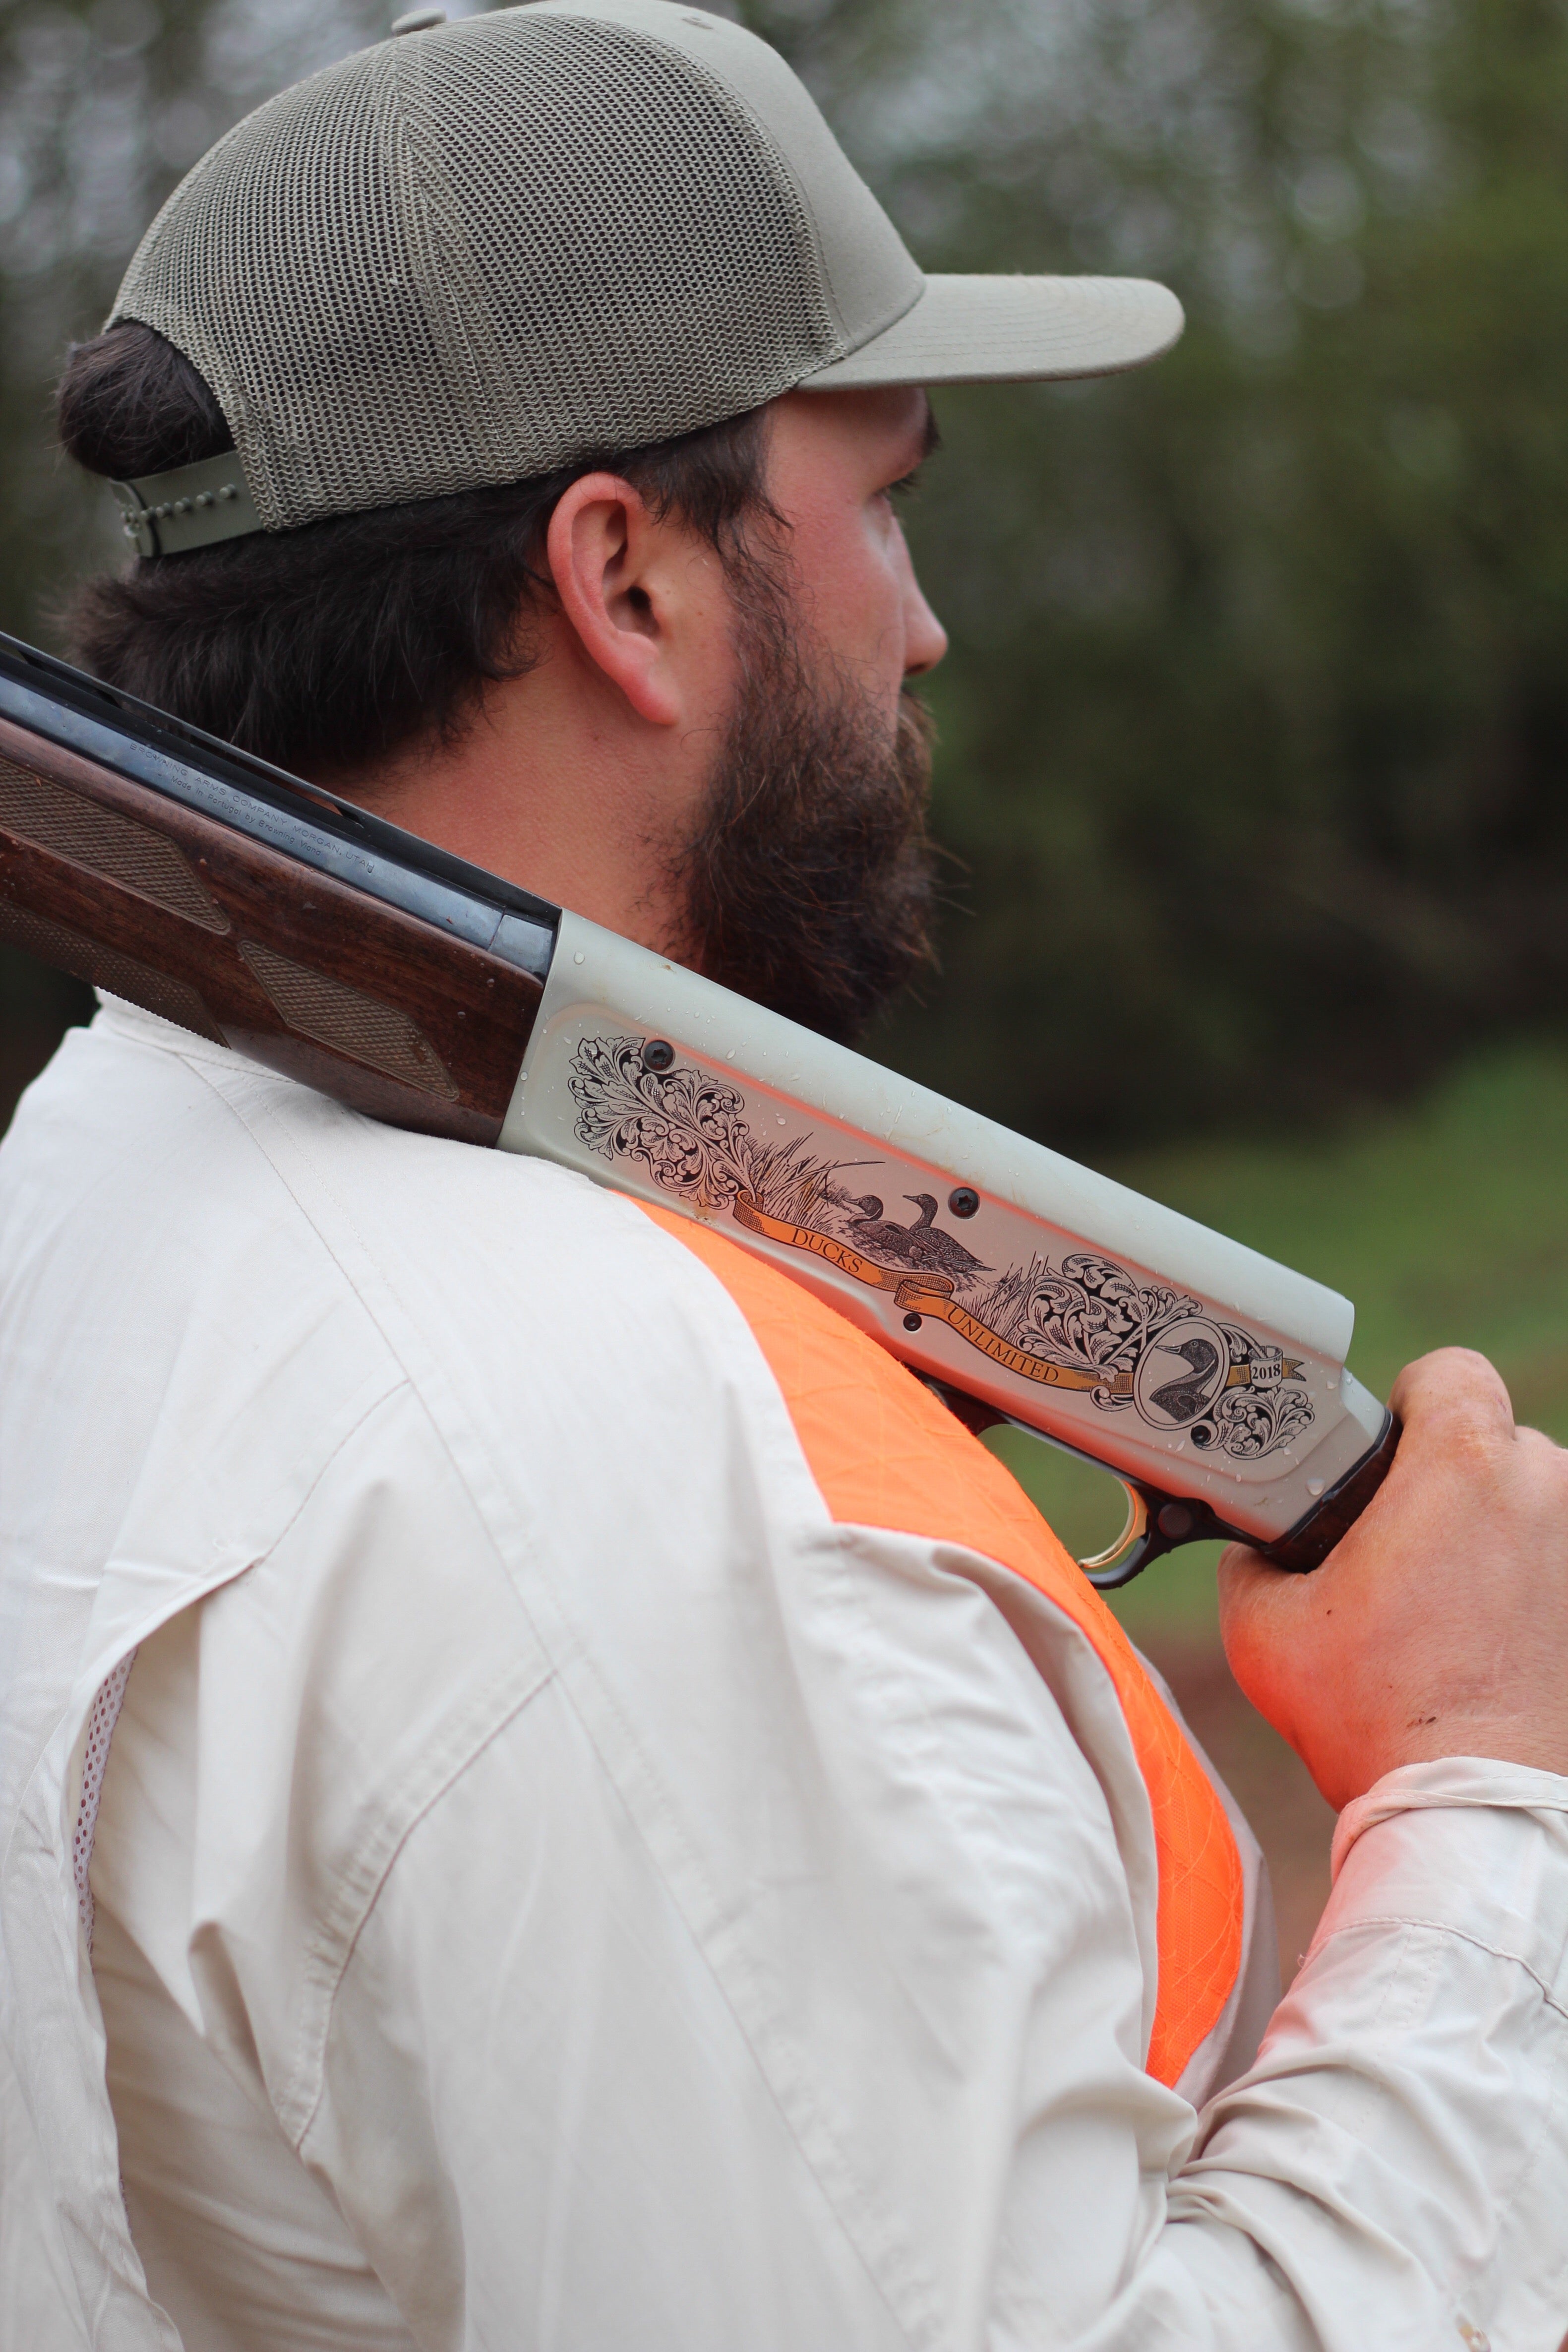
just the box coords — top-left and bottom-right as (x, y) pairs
(732, 1194), (1134, 1395)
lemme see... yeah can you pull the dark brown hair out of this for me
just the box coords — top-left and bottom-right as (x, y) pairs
(58, 321), (773, 781)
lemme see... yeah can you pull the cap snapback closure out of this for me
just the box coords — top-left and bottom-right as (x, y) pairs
(110, 450), (262, 558)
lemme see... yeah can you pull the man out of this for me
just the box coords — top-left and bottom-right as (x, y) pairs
(2, 5), (1567, 2347)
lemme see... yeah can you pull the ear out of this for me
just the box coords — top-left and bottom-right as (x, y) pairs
(545, 472), (694, 728)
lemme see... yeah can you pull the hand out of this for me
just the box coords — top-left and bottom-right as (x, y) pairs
(1218, 1349), (1568, 1810)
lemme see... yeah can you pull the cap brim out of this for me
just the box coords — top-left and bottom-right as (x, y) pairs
(799, 273), (1183, 390)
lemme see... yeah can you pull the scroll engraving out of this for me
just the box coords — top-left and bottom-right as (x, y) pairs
(569, 1035), (1314, 1459)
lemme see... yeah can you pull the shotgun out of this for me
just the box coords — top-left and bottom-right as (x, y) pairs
(0, 629), (1393, 1584)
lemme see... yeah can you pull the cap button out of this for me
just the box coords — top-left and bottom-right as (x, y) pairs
(391, 7), (445, 30)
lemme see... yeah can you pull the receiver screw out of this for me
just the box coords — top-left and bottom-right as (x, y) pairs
(641, 1038), (675, 1073)
(948, 1186), (979, 1219)
(903, 1312), (923, 1331)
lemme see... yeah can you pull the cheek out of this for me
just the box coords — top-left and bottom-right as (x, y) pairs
(791, 501), (909, 683)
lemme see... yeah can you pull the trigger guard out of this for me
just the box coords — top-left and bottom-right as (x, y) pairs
(1079, 1483), (1154, 1587)
(917, 1379), (1249, 1591)
(1081, 1480), (1249, 1588)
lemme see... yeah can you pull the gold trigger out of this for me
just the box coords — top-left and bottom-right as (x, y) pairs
(1078, 1481), (1148, 1576)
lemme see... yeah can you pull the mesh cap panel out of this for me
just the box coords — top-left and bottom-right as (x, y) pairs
(113, 8), (849, 530)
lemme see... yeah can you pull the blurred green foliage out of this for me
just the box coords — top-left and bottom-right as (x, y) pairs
(749, 0), (1568, 1145)
(0, 0), (1566, 1149)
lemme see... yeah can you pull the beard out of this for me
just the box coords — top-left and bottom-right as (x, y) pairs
(666, 595), (940, 1044)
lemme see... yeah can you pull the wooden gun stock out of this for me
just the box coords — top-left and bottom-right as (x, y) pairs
(0, 712), (543, 1145)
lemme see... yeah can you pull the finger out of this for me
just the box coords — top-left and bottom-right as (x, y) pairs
(1387, 1347), (1515, 1447)
(1511, 1421), (1564, 1456)
(1215, 1540), (1269, 1612)
(1505, 1421), (1568, 1516)
(1216, 1538), (1312, 1656)
(1214, 1541), (1320, 1744)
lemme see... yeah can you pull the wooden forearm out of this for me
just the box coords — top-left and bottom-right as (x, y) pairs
(0, 713), (540, 1144)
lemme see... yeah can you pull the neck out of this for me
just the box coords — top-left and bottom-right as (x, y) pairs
(330, 625), (728, 954)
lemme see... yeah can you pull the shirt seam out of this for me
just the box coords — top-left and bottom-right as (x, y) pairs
(1311, 1912), (1568, 2023)
(291, 1658), (557, 2153)
(71, 1041), (563, 2153)
(224, 1367), (561, 2141)
(5, 1362), (411, 1943)
(155, 1042), (557, 1642)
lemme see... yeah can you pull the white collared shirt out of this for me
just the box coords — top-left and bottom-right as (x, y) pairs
(2, 999), (1567, 2352)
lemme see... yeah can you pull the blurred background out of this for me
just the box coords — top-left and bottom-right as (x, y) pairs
(2, 0), (1566, 1974)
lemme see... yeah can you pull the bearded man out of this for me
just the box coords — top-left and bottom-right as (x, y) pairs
(3, 7), (1568, 2350)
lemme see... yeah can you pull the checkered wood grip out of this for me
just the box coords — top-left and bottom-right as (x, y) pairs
(0, 715), (539, 1144)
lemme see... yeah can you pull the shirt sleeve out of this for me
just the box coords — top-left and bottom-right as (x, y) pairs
(1168, 1763), (1568, 2352)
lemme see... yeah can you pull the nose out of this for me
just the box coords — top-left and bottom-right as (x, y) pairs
(892, 519), (948, 678)
(903, 576), (948, 678)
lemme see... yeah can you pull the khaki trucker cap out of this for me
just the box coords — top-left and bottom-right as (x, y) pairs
(107, 0), (1184, 556)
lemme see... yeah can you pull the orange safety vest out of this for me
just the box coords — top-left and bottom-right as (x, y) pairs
(640, 1201), (1245, 2089)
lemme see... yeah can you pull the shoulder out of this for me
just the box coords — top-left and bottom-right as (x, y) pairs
(5, 1001), (832, 1550)
(4, 996), (776, 1405)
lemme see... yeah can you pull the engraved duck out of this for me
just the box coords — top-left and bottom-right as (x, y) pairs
(899, 1194), (990, 1279)
(845, 1195), (924, 1264)
(846, 1193), (990, 1279)
(1147, 1335), (1223, 1424)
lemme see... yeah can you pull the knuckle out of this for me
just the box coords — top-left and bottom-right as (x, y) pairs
(1402, 1345), (1507, 1404)
(1511, 1423), (1568, 1485)
(1393, 1349), (1515, 1465)
(1409, 1394), (1497, 1461)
